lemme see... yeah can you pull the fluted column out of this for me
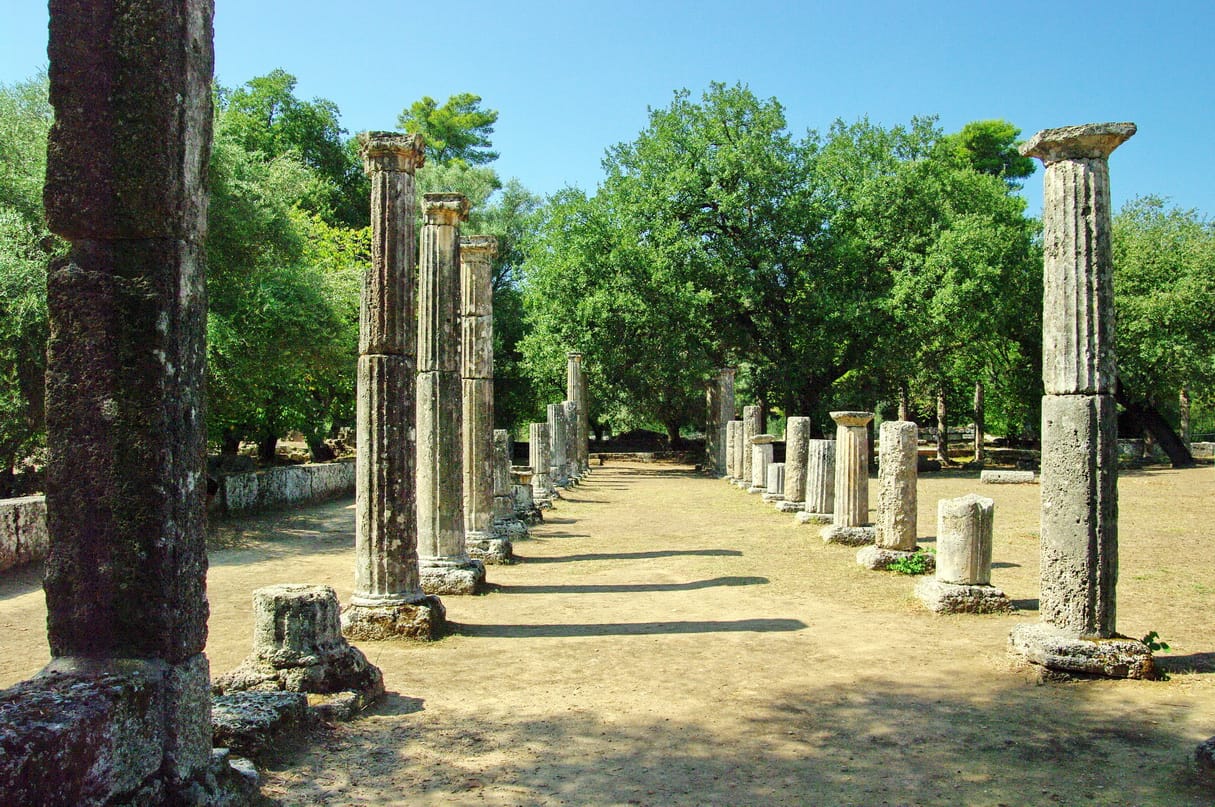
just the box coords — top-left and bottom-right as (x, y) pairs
(529, 422), (553, 503)
(739, 406), (761, 489)
(564, 400), (579, 483)
(916, 494), (1012, 614)
(858, 420), (922, 569)
(344, 134), (444, 640)
(548, 403), (568, 487)
(1009, 122), (1152, 678)
(416, 193), (484, 595)
(725, 420), (739, 482)
(796, 440), (835, 525)
(777, 417), (811, 512)
(460, 235), (496, 547)
(567, 352), (589, 475)
(821, 411), (875, 545)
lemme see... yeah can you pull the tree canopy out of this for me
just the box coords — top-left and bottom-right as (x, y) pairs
(398, 93), (500, 167)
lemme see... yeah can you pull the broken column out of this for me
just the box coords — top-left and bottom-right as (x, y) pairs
(529, 421), (554, 506)
(916, 495), (1012, 613)
(749, 434), (775, 494)
(0, 2), (255, 801)
(548, 403), (569, 488)
(777, 417), (811, 512)
(416, 193), (485, 595)
(858, 420), (925, 570)
(343, 133), (444, 641)
(1009, 122), (1153, 679)
(492, 428), (527, 543)
(739, 406), (762, 489)
(821, 411), (876, 545)
(567, 352), (590, 475)
(459, 235), (502, 564)
(796, 439), (836, 525)
(764, 462), (786, 502)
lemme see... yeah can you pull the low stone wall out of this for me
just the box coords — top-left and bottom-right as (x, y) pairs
(213, 461), (355, 517)
(1190, 442), (1215, 459)
(0, 495), (48, 574)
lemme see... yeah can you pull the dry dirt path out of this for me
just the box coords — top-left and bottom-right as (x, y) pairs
(1, 461), (1213, 805)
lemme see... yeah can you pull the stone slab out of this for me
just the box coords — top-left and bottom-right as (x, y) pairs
(821, 525), (876, 546)
(915, 579), (1014, 614)
(420, 561), (486, 596)
(794, 511), (833, 525)
(1009, 623), (1154, 679)
(211, 690), (308, 760)
(776, 500), (804, 513)
(857, 545), (935, 573)
(341, 596), (446, 642)
(980, 470), (1037, 484)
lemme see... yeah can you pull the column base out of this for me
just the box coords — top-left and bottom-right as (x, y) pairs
(820, 524), (876, 545)
(762, 492), (784, 502)
(794, 511), (832, 525)
(747, 485), (766, 494)
(915, 578), (1012, 614)
(1008, 623), (1154, 679)
(494, 517), (530, 538)
(732, 479), (750, 489)
(341, 595), (446, 641)
(857, 545), (933, 572)
(775, 499), (804, 513)
(419, 558), (486, 595)
(468, 534), (514, 565)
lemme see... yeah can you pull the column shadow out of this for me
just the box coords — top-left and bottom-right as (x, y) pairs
(453, 618), (807, 639)
(490, 576), (768, 595)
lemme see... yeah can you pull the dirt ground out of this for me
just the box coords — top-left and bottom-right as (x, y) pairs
(1, 461), (1213, 806)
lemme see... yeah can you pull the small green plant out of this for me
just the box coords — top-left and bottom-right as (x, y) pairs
(888, 551), (932, 576)
(1141, 631), (1171, 652)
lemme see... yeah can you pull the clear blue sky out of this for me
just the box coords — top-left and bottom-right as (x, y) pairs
(3, 1), (1213, 217)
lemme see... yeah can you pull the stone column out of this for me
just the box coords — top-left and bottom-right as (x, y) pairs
(344, 134), (444, 639)
(739, 406), (762, 489)
(777, 417), (811, 512)
(749, 434), (775, 494)
(859, 420), (922, 569)
(0, 2), (248, 801)
(460, 235), (497, 553)
(821, 411), (876, 545)
(416, 193), (484, 595)
(763, 462), (786, 502)
(548, 403), (569, 488)
(567, 352), (589, 475)
(1009, 122), (1152, 679)
(529, 422), (553, 505)
(796, 439), (836, 525)
(492, 428), (527, 544)
(724, 420), (739, 482)
(717, 368), (736, 476)
(916, 495), (1012, 614)
(564, 399), (580, 483)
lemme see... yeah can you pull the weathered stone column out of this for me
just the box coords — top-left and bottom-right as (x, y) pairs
(763, 462), (786, 502)
(567, 352), (589, 475)
(0, 2), (251, 801)
(345, 133), (443, 641)
(460, 235), (497, 554)
(859, 421), (924, 570)
(416, 193), (485, 595)
(777, 417), (811, 512)
(492, 428), (527, 543)
(749, 434), (775, 494)
(916, 495), (1012, 614)
(564, 399), (580, 483)
(548, 403), (569, 488)
(1009, 122), (1152, 678)
(821, 412), (876, 545)
(724, 420), (739, 482)
(739, 406), (762, 489)
(529, 422), (553, 505)
(796, 439), (835, 525)
(704, 368), (736, 476)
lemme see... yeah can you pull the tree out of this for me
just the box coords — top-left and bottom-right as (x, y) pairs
(1113, 196), (1215, 466)
(944, 119), (1035, 188)
(398, 93), (499, 166)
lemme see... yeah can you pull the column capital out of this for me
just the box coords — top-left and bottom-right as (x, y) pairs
(423, 192), (470, 225)
(1019, 122), (1136, 165)
(459, 234), (498, 257)
(830, 410), (874, 428)
(359, 131), (425, 175)
(567, 351), (583, 360)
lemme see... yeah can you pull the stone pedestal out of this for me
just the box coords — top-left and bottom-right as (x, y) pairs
(795, 439), (835, 525)
(416, 193), (484, 595)
(529, 422), (554, 506)
(860, 420), (919, 568)
(344, 132), (444, 640)
(821, 412), (875, 545)
(763, 462), (786, 502)
(739, 406), (761, 489)
(777, 417), (811, 512)
(749, 434), (774, 494)
(215, 585), (384, 702)
(915, 494), (1010, 613)
(1009, 122), (1151, 678)
(548, 403), (569, 488)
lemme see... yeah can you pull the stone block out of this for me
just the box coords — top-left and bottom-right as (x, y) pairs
(1009, 623), (1153, 679)
(211, 690), (308, 760)
(221, 472), (258, 514)
(794, 511), (833, 525)
(980, 470), (1037, 484)
(1196, 736), (1215, 775)
(341, 595), (446, 642)
(915, 579), (1013, 614)
(468, 536), (514, 565)
(820, 525), (876, 546)
(856, 545), (933, 572)
(0, 495), (49, 573)
(420, 561), (486, 596)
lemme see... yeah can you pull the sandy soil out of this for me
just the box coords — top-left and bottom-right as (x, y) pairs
(1, 461), (1213, 806)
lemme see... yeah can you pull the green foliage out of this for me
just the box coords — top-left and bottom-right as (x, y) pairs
(1141, 631), (1171, 652)
(886, 550), (933, 575)
(942, 119), (1035, 188)
(398, 93), (499, 167)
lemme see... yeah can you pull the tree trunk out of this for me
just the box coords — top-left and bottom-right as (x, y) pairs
(257, 433), (279, 463)
(220, 428), (241, 456)
(898, 383), (910, 421)
(592, 422), (605, 443)
(1116, 383), (1195, 468)
(665, 420), (682, 449)
(0, 460), (13, 499)
(973, 380), (985, 465)
(936, 385), (950, 465)
(306, 434), (335, 463)
(1179, 387), (1191, 447)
